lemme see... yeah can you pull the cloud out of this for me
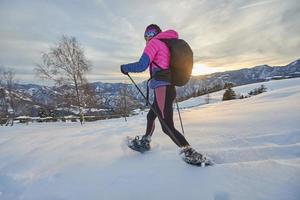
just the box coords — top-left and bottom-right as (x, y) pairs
(0, 32), (51, 66)
(179, 0), (300, 68)
(0, 0), (299, 84)
(238, 0), (278, 9)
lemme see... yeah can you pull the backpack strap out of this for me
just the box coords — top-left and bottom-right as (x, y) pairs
(152, 61), (164, 70)
(146, 79), (150, 106)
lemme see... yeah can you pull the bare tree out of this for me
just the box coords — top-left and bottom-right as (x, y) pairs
(0, 68), (5, 122)
(0, 67), (3, 86)
(121, 83), (128, 121)
(0, 67), (16, 126)
(81, 83), (98, 109)
(113, 83), (131, 120)
(35, 35), (92, 124)
(115, 83), (141, 120)
(203, 79), (210, 104)
(0, 87), (7, 126)
(205, 89), (210, 104)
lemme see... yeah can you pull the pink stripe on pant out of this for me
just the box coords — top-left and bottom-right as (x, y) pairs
(144, 85), (189, 147)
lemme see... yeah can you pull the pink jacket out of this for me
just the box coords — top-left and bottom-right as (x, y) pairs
(143, 30), (179, 73)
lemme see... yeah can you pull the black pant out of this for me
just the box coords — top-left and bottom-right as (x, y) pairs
(145, 85), (189, 147)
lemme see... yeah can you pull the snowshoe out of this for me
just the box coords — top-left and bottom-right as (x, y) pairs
(127, 135), (151, 153)
(179, 146), (214, 167)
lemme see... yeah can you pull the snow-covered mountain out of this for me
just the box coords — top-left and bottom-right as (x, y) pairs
(176, 58), (300, 98)
(3, 58), (300, 116)
(0, 78), (299, 200)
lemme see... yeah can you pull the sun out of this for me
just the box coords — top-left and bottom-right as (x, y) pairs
(192, 63), (217, 76)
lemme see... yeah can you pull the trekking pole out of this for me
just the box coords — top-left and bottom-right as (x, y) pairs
(175, 99), (185, 135)
(127, 74), (181, 146)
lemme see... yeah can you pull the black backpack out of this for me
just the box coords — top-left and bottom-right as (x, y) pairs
(153, 39), (194, 86)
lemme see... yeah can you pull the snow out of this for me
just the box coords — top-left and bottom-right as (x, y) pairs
(0, 78), (300, 200)
(178, 78), (300, 108)
(290, 60), (299, 66)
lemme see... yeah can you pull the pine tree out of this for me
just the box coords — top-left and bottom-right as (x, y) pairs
(223, 87), (236, 101)
(224, 82), (234, 89)
(258, 84), (267, 93)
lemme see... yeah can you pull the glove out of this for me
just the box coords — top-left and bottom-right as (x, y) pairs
(120, 65), (128, 75)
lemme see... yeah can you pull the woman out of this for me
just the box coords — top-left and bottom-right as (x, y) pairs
(121, 24), (211, 165)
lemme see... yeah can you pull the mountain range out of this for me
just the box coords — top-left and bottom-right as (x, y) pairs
(2, 58), (300, 117)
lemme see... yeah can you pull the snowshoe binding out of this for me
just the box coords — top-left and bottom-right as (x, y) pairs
(127, 135), (151, 153)
(180, 146), (214, 167)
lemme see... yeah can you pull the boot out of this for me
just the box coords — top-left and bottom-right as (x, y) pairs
(128, 135), (151, 153)
(179, 146), (213, 166)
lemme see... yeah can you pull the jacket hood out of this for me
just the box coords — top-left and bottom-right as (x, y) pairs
(154, 30), (178, 40)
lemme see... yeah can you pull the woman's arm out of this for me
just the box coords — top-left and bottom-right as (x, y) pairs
(121, 53), (150, 73)
(120, 39), (159, 74)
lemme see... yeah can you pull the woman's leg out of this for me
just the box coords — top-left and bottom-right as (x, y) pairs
(155, 85), (190, 147)
(144, 105), (157, 137)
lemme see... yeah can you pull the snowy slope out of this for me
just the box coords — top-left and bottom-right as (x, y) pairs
(0, 78), (300, 200)
(178, 77), (300, 108)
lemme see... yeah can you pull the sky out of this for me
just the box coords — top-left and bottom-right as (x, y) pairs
(0, 0), (299, 84)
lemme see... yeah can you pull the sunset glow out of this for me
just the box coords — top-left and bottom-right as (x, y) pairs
(192, 63), (217, 76)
